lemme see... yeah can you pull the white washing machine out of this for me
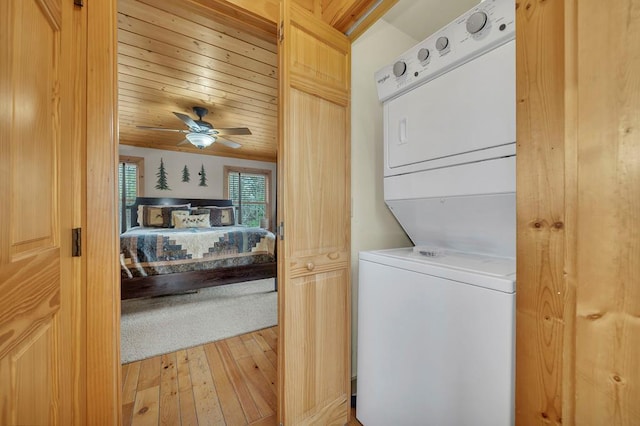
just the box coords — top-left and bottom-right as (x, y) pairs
(357, 248), (515, 426)
(357, 0), (516, 424)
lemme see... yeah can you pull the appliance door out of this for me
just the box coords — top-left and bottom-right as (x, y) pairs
(385, 40), (515, 177)
(357, 256), (515, 426)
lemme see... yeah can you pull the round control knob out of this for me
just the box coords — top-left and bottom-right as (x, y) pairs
(417, 48), (430, 62)
(435, 36), (449, 51)
(466, 11), (488, 34)
(393, 61), (407, 77)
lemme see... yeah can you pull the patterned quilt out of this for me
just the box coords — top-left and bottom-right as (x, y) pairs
(120, 226), (276, 279)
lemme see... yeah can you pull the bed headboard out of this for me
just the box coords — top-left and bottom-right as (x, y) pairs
(129, 197), (233, 229)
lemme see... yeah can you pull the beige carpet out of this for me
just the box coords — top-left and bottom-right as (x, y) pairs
(120, 278), (277, 363)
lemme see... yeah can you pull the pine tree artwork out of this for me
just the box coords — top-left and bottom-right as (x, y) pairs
(198, 164), (208, 187)
(155, 158), (171, 190)
(182, 165), (190, 183)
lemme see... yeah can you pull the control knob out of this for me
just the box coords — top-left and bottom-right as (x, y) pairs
(466, 11), (488, 34)
(435, 36), (449, 51)
(417, 48), (430, 62)
(393, 60), (407, 77)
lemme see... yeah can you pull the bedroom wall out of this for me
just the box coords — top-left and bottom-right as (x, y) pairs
(118, 145), (277, 228)
(350, 19), (416, 378)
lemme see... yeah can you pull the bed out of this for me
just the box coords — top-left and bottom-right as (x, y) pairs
(120, 197), (277, 300)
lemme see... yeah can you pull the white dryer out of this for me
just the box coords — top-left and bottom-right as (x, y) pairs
(357, 0), (516, 424)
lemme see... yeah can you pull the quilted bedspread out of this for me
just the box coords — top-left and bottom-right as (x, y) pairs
(120, 226), (276, 279)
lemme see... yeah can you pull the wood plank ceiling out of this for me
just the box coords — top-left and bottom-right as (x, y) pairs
(117, 0), (279, 162)
(117, 0), (397, 163)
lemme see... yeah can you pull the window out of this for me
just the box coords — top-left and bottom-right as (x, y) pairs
(118, 156), (144, 233)
(224, 166), (271, 228)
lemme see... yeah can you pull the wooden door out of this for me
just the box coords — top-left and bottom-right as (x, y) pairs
(277, 2), (352, 424)
(0, 0), (84, 424)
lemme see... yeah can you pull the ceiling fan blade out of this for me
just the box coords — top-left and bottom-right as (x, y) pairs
(177, 139), (190, 146)
(215, 127), (252, 136)
(173, 112), (201, 131)
(136, 126), (186, 133)
(217, 138), (242, 149)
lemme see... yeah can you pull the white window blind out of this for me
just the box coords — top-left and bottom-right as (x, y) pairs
(118, 161), (140, 232)
(226, 168), (270, 227)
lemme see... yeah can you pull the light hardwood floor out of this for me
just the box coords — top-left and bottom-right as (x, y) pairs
(121, 326), (363, 425)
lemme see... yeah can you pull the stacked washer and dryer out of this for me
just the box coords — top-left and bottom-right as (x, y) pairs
(357, 0), (516, 425)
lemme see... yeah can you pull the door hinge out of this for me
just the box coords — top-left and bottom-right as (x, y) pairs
(277, 221), (284, 240)
(72, 228), (82, 257)
(278, 21), (284, 43)
(73, 0), (84, 7)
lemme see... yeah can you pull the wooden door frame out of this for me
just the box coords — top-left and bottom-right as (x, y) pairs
(84, 1), (282, 422)
(85, 0), (121, 422)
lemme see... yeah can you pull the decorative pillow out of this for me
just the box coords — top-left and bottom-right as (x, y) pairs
(162, 207), (191, 227)
(138, 204), (191, 227)
(174, 213), (211, 229)
(171, 210), (191, 226)
(202, 206), (235, 226)
(141, 206), (164, 227)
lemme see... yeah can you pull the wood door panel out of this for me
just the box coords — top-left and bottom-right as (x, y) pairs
(284, 271), (349, 425)
(0, 319), (58, 425)
(0, 249), (60, 357)
(288, 89), (348, 259)
(9, 0), (60, 258)
(289, 20), (349, 105)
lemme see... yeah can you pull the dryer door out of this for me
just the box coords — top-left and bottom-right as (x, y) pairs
(385, 40), (515, 177)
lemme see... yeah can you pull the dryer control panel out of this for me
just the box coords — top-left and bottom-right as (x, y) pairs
(375, 0), (515, 103)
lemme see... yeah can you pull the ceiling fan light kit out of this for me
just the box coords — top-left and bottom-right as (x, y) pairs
(136, 106), (250, 150)
(186, 132), (216, 149)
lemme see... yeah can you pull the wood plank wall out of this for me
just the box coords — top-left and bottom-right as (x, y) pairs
(516, 0), (640, 424)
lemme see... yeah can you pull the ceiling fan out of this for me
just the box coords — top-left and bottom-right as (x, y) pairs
(137, 106), (251, 149)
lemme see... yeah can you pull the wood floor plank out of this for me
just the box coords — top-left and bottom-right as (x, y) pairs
(131, 386), (160, 426)
(203, 342), (248, 425)
(226, 335), (252, 360)
(187, 346), (225, 425)
(122, 363), (129, 391)
(121, 326), (280, 425)
(250, 332), (277, 370)
(123, 361), (141, 404)
(122, 361), (141, 426)
(250, 331), (271, 352)
(122, 402), (135, 426)
(243, 336), (277, 393)
(236, 356), (276, 417)
(159, 353), (180, 425)
(248, 414), (277, 425)
(137, 356), (162, 391)
(263, 350), (277, 370)
(176, 349), (199, 426)
(261, 328), (278, 353)
(216, 339), (262, 423)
